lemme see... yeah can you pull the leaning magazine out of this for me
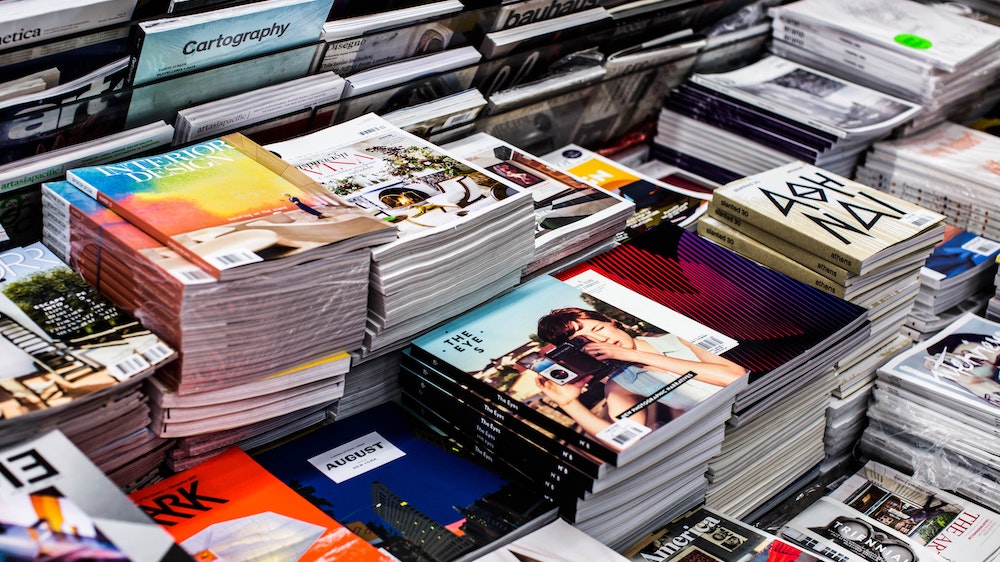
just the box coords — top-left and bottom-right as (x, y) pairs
(265, 113), (534, 254)
(128, 447), (393, 561)
(710, 161), (946, 275)
(623, 505), (833, 561)
(408, 270), (750, 466)
(0, 241), (175, 420)
(827, 460), (1000, 562)
(0, 430), (192, 561)
(65, 133), (395, 280)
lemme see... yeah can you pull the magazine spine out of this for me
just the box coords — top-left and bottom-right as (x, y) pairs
(405, 344), (621, 465)
(697, 215), (849, 299)
(399, 357), (601, 482)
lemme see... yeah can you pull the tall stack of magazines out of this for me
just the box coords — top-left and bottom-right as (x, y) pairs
(768, 0), (1000, 132)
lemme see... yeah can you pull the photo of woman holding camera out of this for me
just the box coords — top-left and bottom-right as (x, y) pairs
(534, 307), (747, 449)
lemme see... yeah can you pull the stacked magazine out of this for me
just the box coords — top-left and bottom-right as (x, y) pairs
(265, 114), (537, 358)
(856, 121), (1000, 242)
(768, 0), (1000, 131)
(442, 133), (635, 277)
(38, 135), (396, 445)
(779, 460), (1000, 562)
(862, 312), (1000, 513)
(402, 222), (869, 549)
(653, 55), (922, 185)
(0, 243), (177, 487)
(901, 225), (1000, 341)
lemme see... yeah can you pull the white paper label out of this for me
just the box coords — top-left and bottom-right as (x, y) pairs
(308, 431), (405, 483)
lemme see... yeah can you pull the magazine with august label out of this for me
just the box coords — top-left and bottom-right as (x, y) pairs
(129, 446), (394, 561)
(252, 400), (558, 562)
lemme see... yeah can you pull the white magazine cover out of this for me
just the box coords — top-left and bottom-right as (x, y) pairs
(265, 113), (534, 250)
(878, 311), (1000, 423)
(869, 121), (1000, 189)
(769, 0), (1000, 72)
(827, 460), (1000, 562)
(689, 55), (922, 138)
(0, 0), (138, 49)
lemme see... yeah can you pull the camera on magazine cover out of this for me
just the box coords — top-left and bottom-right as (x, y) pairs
(541, 337), (627, 385)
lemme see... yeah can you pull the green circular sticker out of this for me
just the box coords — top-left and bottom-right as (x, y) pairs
(894, 34), (933, 49)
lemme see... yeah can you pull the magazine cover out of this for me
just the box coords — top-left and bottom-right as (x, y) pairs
(0, 241), (174, 420)
(473, 517), (628, 562)
(266, 113), (531, 243)
(409, 269), (749, 465)
(780, 497), (948, 562)
(710, 161), (946, 275)
(541, 144), (710, 241)
(252, 401), (556, 562)
(0, 430), (192, 561)
(0, 0), (138, 49)
(878, 311), (1000, 416)
(688, 55), (922, 138)
(0, 58), (132, 166)
(65, 133), (395, 280)
(129, 447), (393, 561)
(553, 223), (869, 387)
(443, 133), (633, 244)
(828, 460), (1000, 562)
(624, 506), (833, 561)
(920, 225), (1000, 290)
(129, 0), (334, 86)
(768, 0), (1000, 72)
(869, 121), (1000, 189)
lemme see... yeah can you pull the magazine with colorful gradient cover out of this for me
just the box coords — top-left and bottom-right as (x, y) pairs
(0, 430), (192, 561)
(252, 401), (557, 562)
(64, 133), (395, 280)
(409, 264), (750, 466)
(624, 505), (834, 561)
(128, 0), (333, 86)
(552, 223), (869, 417)
(129, 447), (394, 561)
(0, 241), (175, 421)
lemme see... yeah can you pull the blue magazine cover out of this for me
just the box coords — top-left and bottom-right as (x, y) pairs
(252, 401), (555, 562)
(129, 0), (334, 86)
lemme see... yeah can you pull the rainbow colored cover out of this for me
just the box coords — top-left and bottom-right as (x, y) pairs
(64, 134), (393, 279)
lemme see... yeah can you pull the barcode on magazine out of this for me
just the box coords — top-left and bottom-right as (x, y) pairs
(597, 418), (650, 449)
(691, 334), (727, 355)
(109, 354), (152, 381)
(177, 267), (216, 284)
(142, 342), (174, 365)
(207, 249), (263, 269)
(901, 210), (941, 228)
(962, 236), (1000, 256)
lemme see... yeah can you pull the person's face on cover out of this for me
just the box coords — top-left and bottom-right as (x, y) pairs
(569, 319), (636, 349)
(948, 341), (1000, 380)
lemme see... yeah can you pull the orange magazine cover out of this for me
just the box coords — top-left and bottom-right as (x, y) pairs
(128, 447), (393, 561)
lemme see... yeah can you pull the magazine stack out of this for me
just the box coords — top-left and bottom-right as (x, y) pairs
(401, 223), (869, 548)
(768, 0), (1000, 132)
(698, 161), (946, 516)
(856, 121), (1000, 242)
(442, 133), (635, 277)
(266, 113), (537, 358)
(778, 460), (1000, 562)
(652, 55), (922, 185)
(861, 312), (1000, 513)
(0, 241), (177, 487)
(38, 133), (397, 468)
